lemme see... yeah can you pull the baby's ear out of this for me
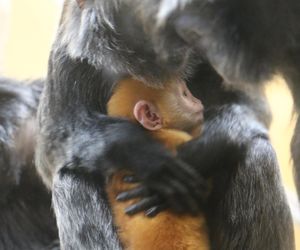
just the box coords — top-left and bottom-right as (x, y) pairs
(133, 100), (162, 130)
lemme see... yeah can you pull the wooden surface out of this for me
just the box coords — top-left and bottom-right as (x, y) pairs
(0, 0), (299, 248)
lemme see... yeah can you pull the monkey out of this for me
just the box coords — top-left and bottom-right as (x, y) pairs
(35, 1), (294, 249)
(112, 0), (300, 199)
(106, 78), (209, 250)
(0, 77), (59, 250)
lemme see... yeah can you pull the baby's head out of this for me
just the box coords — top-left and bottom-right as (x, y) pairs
(108, 78), (204, 135)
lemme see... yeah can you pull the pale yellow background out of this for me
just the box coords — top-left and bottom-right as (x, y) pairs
(1, 0), (299, 248)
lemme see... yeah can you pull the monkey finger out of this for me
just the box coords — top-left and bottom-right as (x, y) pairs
(164, 176), (200, 214)
(159, 168), (202, 197)
(175, 172), (209, 200)
(172, 160), (199, 178)
(150, 182), (194, 213)
(154, 174), (204, 213)
(164, 185), (199, 214)
(123, 175), (139, 183)
(167, 160), (202, 187)
(116, 186), (149, 201)
(193, 180), (210, 200)
(145, 204), (168, 217)
(125, 196), (160, 215)
(167, 161), (209, 198)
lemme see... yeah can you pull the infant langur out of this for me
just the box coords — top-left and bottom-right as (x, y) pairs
(107, 78), (209, 250)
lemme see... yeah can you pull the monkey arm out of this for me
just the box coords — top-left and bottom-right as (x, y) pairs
(52, 168), (122, 250)
(37, 104), (204, 211)
(178, 104), (294, 250)
(178, 67), (294, 250)
(179, 104), (269, 177)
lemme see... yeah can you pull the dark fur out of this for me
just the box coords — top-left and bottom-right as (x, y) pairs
(34, 0), (295, 249)
(0, 78), (58, 250)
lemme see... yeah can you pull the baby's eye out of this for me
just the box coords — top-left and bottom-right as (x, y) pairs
(183, 91), (188, 97)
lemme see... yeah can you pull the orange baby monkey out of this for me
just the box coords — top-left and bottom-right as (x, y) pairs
(106, 78), (209, 250)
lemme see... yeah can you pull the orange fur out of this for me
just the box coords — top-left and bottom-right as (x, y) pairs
(106, 78), (209, 250)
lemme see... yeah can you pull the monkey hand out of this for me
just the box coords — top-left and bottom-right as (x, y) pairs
(116, 160), (208, 217)
(104, 122), (208, 216)
(112, 135), (209, 216)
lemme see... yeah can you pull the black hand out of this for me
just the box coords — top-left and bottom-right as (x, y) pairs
(104, 123), (209, 215)
(116, 163), (209, 216)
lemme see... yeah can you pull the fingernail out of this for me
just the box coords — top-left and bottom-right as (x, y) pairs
(125, 207), (135, 215)
(123, 175), (138, 183)
(116, 193), (126, 201)
(145, 208), (157, 217)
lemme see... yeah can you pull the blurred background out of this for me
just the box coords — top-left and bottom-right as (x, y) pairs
(0, 0), (299, 248)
